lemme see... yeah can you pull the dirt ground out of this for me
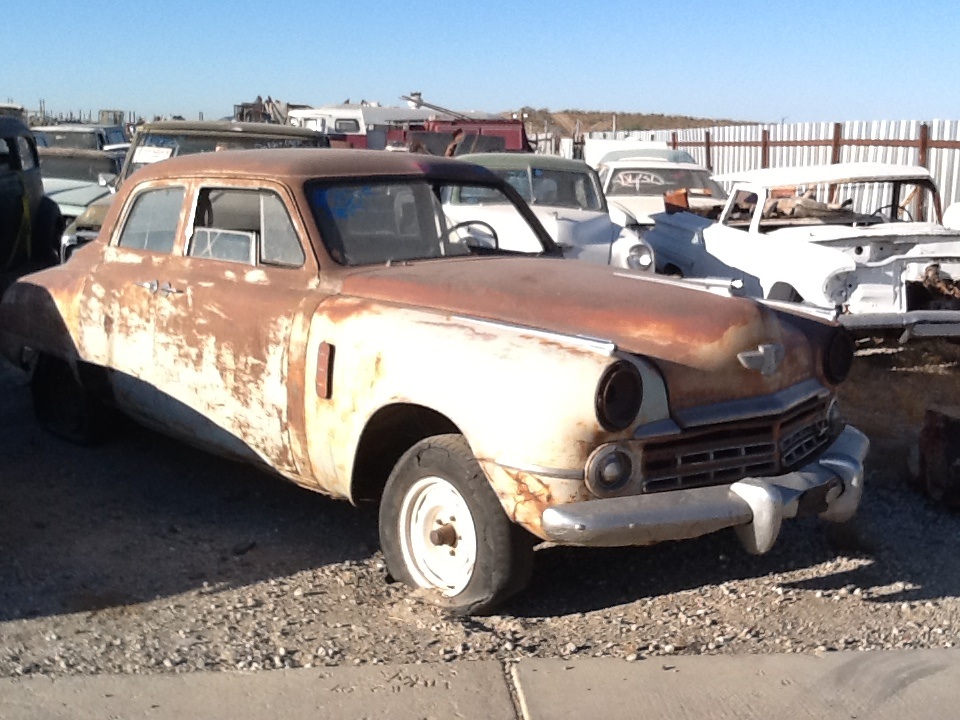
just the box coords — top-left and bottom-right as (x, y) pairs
(2, 342), (960, 677)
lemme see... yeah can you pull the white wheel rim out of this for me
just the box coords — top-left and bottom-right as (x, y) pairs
(398, 476), (478, 596)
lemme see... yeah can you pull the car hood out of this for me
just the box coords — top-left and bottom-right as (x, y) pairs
(609, 195), (725, 225)
(338, 256), (824, 411)
(42, 178), (110, 214)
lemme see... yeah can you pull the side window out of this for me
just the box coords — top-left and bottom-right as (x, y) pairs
(260, 192), (305, 266)
(16, 136), (36, 170)
(334, 118), (361, 133)
(722, 189), (758, 231)
(117, 186), (184, 253)
(0, 138), (13, 171)
(189, 188), (304, 267)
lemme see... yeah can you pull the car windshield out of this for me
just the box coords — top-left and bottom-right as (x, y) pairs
(125, 132), (326, 178)
(745, 179), (936, 230)
(307, 179), (549, 266)
(607, 166), (727, 199)
(44, 130), (99, 151)
(478, 167), (604, 211)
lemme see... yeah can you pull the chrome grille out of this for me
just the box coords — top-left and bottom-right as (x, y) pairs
(640, 396), (832, 493)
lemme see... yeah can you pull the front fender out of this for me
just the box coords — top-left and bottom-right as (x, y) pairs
(301, 297), (669, 505)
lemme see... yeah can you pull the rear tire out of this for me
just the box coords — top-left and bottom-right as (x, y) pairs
(379, 434), (534, 615)
(32, 355), (109, 443)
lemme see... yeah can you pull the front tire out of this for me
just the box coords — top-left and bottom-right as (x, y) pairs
(379, 434), (534, 615)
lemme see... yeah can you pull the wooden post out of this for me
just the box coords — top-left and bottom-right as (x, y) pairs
(671, 131), (678, 150)
(830, 122), (843, 165)
(918, 123), (930, 220)
(761, 129), (770, 168)
(704, 130), (713, 171)
(829, 122), (844, 202)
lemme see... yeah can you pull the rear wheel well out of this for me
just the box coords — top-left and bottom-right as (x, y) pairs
(351, 404), (461, 503)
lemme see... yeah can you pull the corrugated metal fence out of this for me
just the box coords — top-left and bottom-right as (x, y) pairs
(573, 121), (960, 219)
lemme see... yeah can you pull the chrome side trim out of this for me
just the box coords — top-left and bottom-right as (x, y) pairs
(456, 316), (616, 357)
(496, 460), (584, 481)
(671, 378), (828, 430)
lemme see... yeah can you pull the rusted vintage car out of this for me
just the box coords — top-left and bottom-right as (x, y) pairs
(0, 149), (868, 613)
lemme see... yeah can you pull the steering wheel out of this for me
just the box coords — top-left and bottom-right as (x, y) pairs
(871, 203), (914, 222)
(442, 220), (499, 249)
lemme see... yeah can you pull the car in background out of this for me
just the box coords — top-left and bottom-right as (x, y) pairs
(599, 157), (728, 228)
(0, 149), (866, 613)
(62, 120), (331, 259)
(31, 124), (128, 152)
(0, 117), (61, 290)
(595, 148), (697, 167)
(38, 147), (124, 260)
(642, 162), (960, 340)
(446, 153), (655, 271)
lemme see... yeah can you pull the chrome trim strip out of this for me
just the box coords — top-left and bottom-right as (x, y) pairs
(496, 460), (584, 481)
(456, 316), (616, 356)
(671, 378), (828, 430)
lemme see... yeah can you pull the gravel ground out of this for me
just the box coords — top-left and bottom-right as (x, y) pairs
(2, 343), (960, 678)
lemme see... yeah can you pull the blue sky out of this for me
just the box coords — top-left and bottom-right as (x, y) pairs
(4, 0), (958, 124)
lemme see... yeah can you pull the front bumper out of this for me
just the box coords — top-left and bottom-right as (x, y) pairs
(541, 425), (868, 554)
(839, 310), (960, 342)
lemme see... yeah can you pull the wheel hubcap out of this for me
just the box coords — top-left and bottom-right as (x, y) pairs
(399, 476), (477, 595)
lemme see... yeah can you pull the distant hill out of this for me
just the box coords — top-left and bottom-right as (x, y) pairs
(509, 108), (752, 136)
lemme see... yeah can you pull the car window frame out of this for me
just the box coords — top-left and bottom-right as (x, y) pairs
(182, 179), (316, 272)
(183, 184), (309, 270)
(111, 181), (190, 255)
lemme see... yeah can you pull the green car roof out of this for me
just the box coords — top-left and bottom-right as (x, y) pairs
(458, 152), (593, 174)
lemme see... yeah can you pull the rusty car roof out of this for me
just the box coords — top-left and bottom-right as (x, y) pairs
(128, 148), (502, 184)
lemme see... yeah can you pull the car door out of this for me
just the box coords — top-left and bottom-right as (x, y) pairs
(151, 180), (317, 475)
(87, 183), (187, 416)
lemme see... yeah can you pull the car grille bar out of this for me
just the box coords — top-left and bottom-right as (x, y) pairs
(640, 396), (831, 493)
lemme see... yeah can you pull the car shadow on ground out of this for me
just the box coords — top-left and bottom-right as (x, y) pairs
(4, 357), (960, 623)
(504, 481), (960, 617)
(0, 364), (380, 622)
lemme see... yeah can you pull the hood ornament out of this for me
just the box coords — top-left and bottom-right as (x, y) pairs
(738, 343), (785, 376)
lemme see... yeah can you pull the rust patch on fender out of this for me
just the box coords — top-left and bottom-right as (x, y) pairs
(479, 459), (589, 539)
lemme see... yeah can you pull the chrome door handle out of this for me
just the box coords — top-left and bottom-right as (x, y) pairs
(134, 280), (158, 293)
(160, 282), (183, 296)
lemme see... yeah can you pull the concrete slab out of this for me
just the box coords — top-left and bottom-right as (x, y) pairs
(512, 649), (960, 720)
(0, 661), (516, 720)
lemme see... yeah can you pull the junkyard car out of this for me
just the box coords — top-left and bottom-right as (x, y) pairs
(446, 153), (655, 270)
(38, 147), (124, 259)
(600, 156), (728, 228)
(0, 149), (867, 613)
(62, 120), (331, 259)
(31, 124), (128, 151)
(643, 162), (960, 340)
(0, 117), (61, 289)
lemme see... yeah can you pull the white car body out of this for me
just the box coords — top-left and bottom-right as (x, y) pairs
(643, 162), (960, 340)
(446, 153), (655, 272)
(599, 157), (727, 227)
